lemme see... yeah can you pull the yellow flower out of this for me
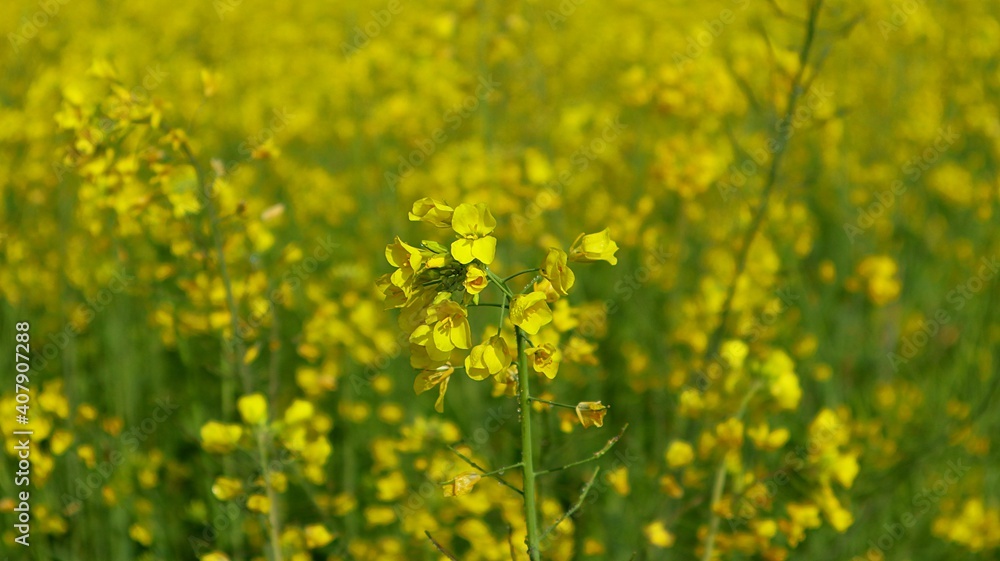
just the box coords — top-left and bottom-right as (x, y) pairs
(200, 421), (243, 454)
(541, 248), (575, 295)
(129, 523), (153, 546)
(199, 552), (231, 561)
(716, 418), (744, 448)
(492, 365), (518, 397)
(510, 292), (553, 335)
(443, 472), (481, 497)
(423, 298), (472, 354)
(832, 452), (860, 488)
(247, 494), (271, 514)
(284, 399), (315, 424)
(385, 236), (423, 287)
(237, 393), (268, 425)
(748, 423), (790, 451)
(665, 440), (695, 468)
(450, 203), (497, 264)
(575, 401), (608, 428)
(569, 228), (619, 265)
(464, 264), (489, 295)
(525, 343), (562, 379)
(211, 477), (244, 501)
(643, 520), (676, 548)
(465, 336), (512, 380)
(408, 197), (454, 227)
(304, 524), (335, 549)
(413, 364), (454, 413)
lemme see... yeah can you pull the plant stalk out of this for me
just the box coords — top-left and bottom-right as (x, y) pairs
(517, 327), (542, 560)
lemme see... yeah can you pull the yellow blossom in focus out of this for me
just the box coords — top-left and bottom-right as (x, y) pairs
(408, 197), (454, 227)
(414, 364), (454, 413)
(525, 343), (562, 379)
(450, 203), (497, 264)
(465, 335), (512, 381)
(510, 291), (553, 335)
(569, 228), (619, 265)
(464, 264), (489, 294)
(541, 248), (575, 295)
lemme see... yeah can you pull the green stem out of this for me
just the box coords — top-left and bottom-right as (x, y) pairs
(503, 268), (541, 283)
(700, 382), (762, 561)
(497, 295), (507, 336)
(528, 397), (578, 410)
(256, 428), (284, 561)
(517, 327), (542, 560)
(469, 302), (508, 309)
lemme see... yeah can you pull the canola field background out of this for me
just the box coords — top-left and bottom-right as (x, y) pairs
(1, 0), (999, 559)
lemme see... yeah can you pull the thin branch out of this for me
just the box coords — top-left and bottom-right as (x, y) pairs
(528, 397), (580, 410)
(469, 302), (509, 309)
(503, 268), (541, 283)
(701, 0), (824, 370)
(507, 525), (519, 561)
(536, 423), (629, 476)
(447, 445), (524, 495)
(439, 462), (523, 485)
(540, 466), (602, 540)
(701, 381), (763, 561)
(425, 531), (459, 560)
(485, 268), (516, 298)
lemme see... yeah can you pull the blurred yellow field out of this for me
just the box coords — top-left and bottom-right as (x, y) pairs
(0, 0), (998, 559)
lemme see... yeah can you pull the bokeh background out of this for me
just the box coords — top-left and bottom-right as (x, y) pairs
(1, 0), (999, 559)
